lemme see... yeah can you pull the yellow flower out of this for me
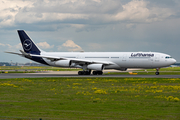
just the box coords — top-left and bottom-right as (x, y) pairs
(94, 89), (107, 94)
(173, 97), (180, 102)
(166, 96), (179, 102)
(73, 83), (82, 86)
(135, 95), (139, 97)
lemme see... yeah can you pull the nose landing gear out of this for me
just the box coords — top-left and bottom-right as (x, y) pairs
(155, 68), (160, 75)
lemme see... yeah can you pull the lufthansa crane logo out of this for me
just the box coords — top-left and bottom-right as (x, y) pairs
(23, 39), (32, 51)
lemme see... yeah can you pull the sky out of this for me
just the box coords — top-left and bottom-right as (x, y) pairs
(0, 0), (180, 63)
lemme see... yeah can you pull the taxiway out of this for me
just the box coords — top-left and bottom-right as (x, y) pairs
(0, 71), (180, 79)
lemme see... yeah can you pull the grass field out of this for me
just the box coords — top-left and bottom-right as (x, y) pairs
(1, 66), (180, 75)
(105, 67), (180, 75)
(0, 77), (180, 120)
(105, 71), (180, 75)
(0, 66), (79, 71)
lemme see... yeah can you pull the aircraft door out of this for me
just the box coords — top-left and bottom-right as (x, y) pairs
(77, 54), (80, 59)
(77, 53), (85, 59)
(148, 57), (154, 67)
(155, 55), (160, 62)
(120, 54), (127, 67)
(122, 54), (127, 61)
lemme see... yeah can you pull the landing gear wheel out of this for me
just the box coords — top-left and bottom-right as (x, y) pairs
(155, 72), (159, 75)
(84, 71), (91, 75)
(78, 71), (91, 75)
(97, 71), (103, 75)
(93, 71), (103, 75)
(93, 71), (97, 75)
(78, 71), (83, 75)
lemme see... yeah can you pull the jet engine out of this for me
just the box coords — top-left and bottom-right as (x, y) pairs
(55, 60), (71, 67)
(87, 64), (104, 71)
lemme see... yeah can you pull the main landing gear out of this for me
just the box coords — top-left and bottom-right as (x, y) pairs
(78, 71), (91, 75)
(92, 71), (103, 75)
(155, 68), (160, 75)
(78, 70), (103, 75)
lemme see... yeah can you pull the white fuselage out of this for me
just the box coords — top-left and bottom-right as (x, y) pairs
(41, 52), (176, 70)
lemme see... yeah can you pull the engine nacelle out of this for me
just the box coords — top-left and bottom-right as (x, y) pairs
(87, 64), (104, 71)
(55, 60), (71, 67)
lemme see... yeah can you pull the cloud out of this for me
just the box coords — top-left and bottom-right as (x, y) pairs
(0, 0), (33, 28)
(0, 42), (22, 52)
(58, 40), (83, 52)
(0, 41), (54, 54)
(0, 43), (5, 46)
(126, 23), (136, 28)
(37, 42), (54, 49)
(115, 0), (149, 22)
(0, 0), (177, 31)
(87, 43), (103, 50)
(114, 0), (174, 23)
(0, 43), (12, 48)
(14, 43), (22, 49)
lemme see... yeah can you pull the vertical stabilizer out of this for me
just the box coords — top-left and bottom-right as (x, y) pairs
(18, 30), (41, 55)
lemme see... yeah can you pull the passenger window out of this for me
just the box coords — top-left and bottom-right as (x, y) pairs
(165, 56), (172, 59)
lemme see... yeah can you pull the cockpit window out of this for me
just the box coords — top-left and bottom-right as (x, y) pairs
(165, 56), (172, 59)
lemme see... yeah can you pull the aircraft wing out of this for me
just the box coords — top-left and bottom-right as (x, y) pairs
(30, 54), (114, 65)
(6, 51), (115, 65)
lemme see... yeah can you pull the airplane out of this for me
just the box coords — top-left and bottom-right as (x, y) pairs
(6, 30), (176, 75)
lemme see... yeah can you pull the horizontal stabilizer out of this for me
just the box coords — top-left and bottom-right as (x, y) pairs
(5, 51), (23, 56)
(19, 50), (30, 56)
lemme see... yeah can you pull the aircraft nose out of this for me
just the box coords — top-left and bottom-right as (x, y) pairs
(172, 59), (176, 64)
(173, 59), (176, 63)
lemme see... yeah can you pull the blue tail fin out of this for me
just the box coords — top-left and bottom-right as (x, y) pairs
(18, 30), (41, 55)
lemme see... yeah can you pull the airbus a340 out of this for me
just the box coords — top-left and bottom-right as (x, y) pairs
(6, 30), (176, 75)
